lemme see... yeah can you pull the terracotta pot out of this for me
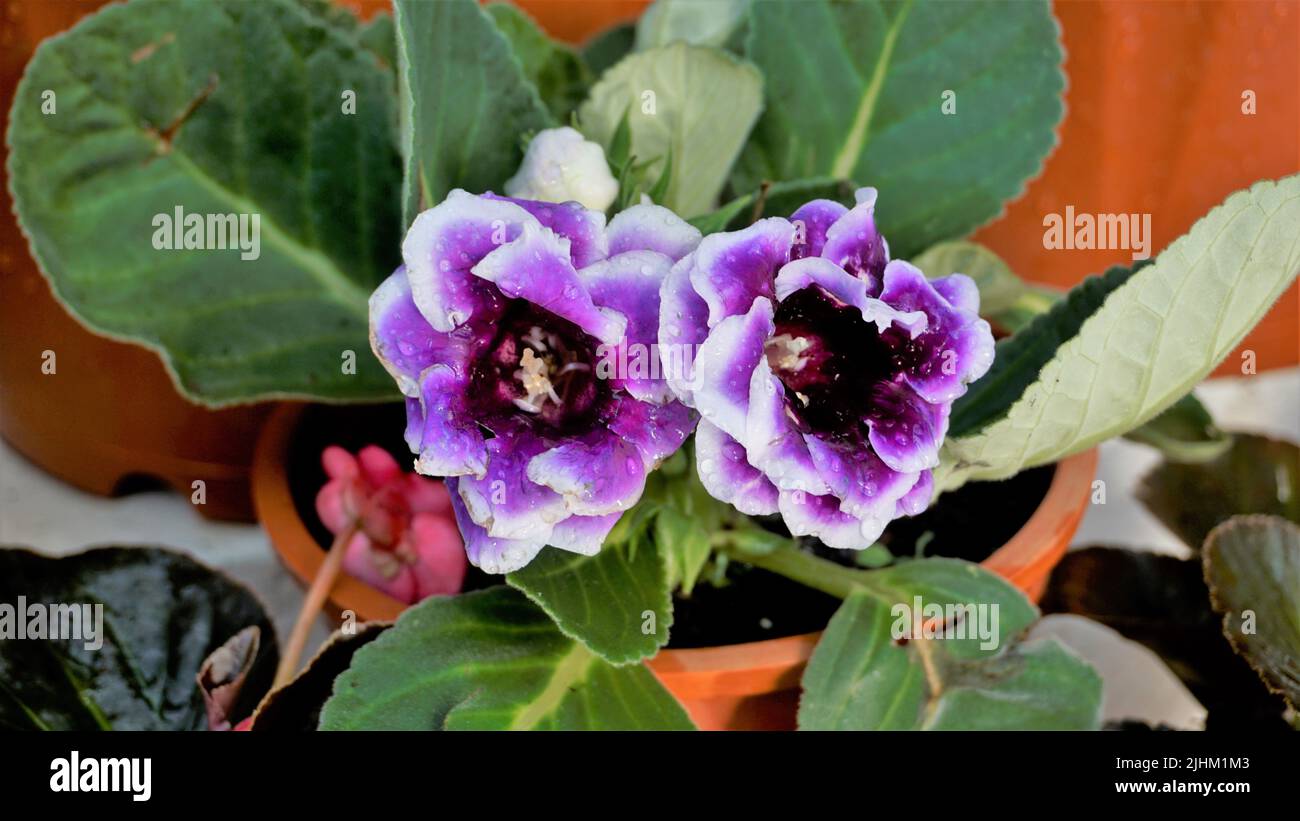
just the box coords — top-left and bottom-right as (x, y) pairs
(253, 402), (1098, 729)
(0, 0), (271, 521)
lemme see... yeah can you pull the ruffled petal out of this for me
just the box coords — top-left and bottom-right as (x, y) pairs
(688, 218), (792, 326)
(456, 427), (565, 541)
(878, 262), (995, 403)
(692, 296), (774, 442)
(606, 202), (702, 262)
(527, 432), (647, 516)
(788, 199), (847, 261)
(778, 490), (872, 550)
(930, 273), (980, 315)
(603, 394), (697, 468)
(895, 470), (933, 517)
(657, 253), (711, 407)
(547, 512), (622, 556)
(821, 187), (889, 291)
(582, 250), (675, 403)
(472, 220), (627, 345)
(343, 532), (417, 603)
(694, 420), (779, 515)
(485, 193), (609, 269)
(864, 379), (948, 473)
(448, 480), (547, 574)
(775, 256), (927, 337)
(803, 434), (918, 535)
(409, 365), (488, 478)
(744, 357), (830, 494)
(403, 190), (528, 332)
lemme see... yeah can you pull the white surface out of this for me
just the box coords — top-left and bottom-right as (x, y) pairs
(0, 368), (1296, 727)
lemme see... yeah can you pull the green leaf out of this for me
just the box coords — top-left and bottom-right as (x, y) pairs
(798, 559), (1100, 730)
(394, 0), (553, 226)
(947, 263), (1140, 438)
(940, 175), (1300, 488)
(1123, 392), (1232, 463)
(635, 0), (749, 51)
(738, 0), (1064, 257)
(1204, 515), (1300, 710)
(654, 507), (712, 595)
(582, 22), (635, 76)
(578, 42), (763, 216)
(1138, 434), (1299, 552)
(7, 0), (403, 405)
(358, 11), (397, 68)
(319, 588), (693, 729)
(507, 541), (670, 665)
(485, 3), (591, 121)
(688, 177), (855, 234)
(0, 545), (277, 731)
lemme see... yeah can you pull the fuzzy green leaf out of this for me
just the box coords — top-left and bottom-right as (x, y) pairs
(941, 175), (1300, 488)
(7, 0), (403, 404)
(578, 42), (763, 216)
(318, 588), (693, 730)
(738, 0), (1064, 257)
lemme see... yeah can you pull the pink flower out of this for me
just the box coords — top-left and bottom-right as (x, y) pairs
(315, 445), (467, 603)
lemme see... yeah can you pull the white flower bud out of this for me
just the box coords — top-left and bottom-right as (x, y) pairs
(504, 127), (619, 212)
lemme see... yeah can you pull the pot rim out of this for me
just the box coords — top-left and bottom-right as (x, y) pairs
(253, 403), (1098, 695)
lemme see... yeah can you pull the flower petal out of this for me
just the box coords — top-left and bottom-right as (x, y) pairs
(403, 190), (528, 332)
(606, 202), (702, 262)
(694, 420), (779, 515)
(895, 470), (933, 517)
(744, 357), (830, 494)
(581, 250), (675, 403)
(604, 394), (697, 468)
(864, 379), (948, 473)
(448, 479), (547, 574)
(693, 296), (774, 441)
(409, 365), (488, 479)
(547, 512), (622, 556)
(688, 218), (792, 326)
(472, 220), (627, 345)
(527, 433), (647, 516)
(775, 256), (926, 336)
(821, 186), (889, 291)
(930, 273), (980, 315)
(788, 198), (847, 260)
(485, 193), (609, 269)
(878, 262), (995, 403)
(804, 434), (918, 534)
(370, 267), (443, 396)
(658, 253), (711, 407)
(778, 490), (872, 550)
(456, 426), (565, 540)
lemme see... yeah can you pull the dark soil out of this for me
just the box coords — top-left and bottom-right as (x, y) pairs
(288, 404), (1054, 646)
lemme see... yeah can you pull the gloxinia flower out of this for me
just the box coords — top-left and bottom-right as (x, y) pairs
(370, 190), (702, 573)
(660, 188), (994, 549)
(316, 445), (467, 602)
(504, 127), (620, 211)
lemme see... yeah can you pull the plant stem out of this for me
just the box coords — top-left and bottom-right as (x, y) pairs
(716, 539), (881, 600)
(273, 524), (355, 688)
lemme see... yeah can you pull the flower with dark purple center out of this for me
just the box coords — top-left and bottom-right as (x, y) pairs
(659, 188), (994, 549)
(370, 190), (702, 573)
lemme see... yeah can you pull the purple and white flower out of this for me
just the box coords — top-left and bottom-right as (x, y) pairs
(659, 188), (994, 549)
(370, 190), (701, 573)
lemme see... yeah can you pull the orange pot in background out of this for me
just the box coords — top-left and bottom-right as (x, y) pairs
(253, 402), (1098, 730)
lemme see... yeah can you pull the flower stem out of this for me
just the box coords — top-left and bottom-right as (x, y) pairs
(716, 539), (882, 600)
(274, 524), (355, 689)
